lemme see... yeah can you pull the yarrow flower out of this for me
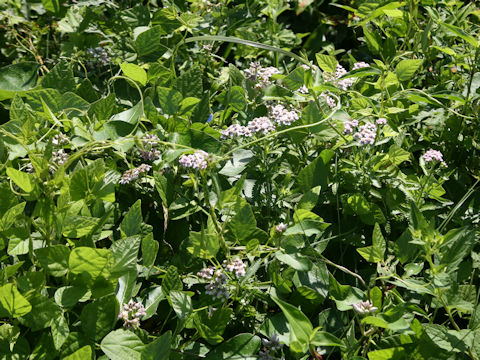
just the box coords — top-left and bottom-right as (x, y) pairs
(52, 149), (68, 166)
(138, 134), (161, 161)
(178, 150), (209, 170)
(353, 123), (377, 145)
(320, 92), (336, 108)
(118, 299), (146, 330)
(269, 105), (299, 126)
(352, 62), (370, 70)
(244, 62), (281, 89)
(275, 223), (287, 233)
(220, 124), (252, 139)
(422, 149), (446, 165)
(119, 164), (151, 184)
(52, 133), (69, 146)
(323, 64), (354, 91)
(343, 119), (359, 134)
(352, 300), (378, 314)
(223, 258), (246, 277)
(247, 117), (276, 134)
(376, 117), (387, 125)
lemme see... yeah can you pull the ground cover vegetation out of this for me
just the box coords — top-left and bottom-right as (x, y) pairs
(0, 0), (480, 359)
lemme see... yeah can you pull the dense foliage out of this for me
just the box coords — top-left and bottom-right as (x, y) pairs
(1, 0), (480, 359)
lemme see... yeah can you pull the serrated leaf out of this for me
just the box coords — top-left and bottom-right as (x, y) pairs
(395, 59), (423, 81)
(315, 54), (338, 73)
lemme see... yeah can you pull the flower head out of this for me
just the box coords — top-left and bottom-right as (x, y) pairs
(275, 223), (288, 233)
(352, 300), (377, 314)
(119, 164), (151, 184)
(247, 117), (276, 134)
(52, 133), (69, 146)
(422, 149), (446, 165)
(269, 105), (299, 126)
(262, 334), (284, 351)
(352, 62), (370, 70)
(376, 117), (387, 125)
(343, 119), (359, 134)
(353, 123), (377, 145)
(179, 150), (209, 170)
(223, 258), (246, 277)
(118, 299), (146, 330)
(244, 62), (280, 89)
(220, 124), (252, 139)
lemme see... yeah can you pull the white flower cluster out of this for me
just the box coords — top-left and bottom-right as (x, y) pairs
(247, 117), (276, 134)
(297, 85), (309, 94)
(320, 93), (336, 108)
(275, 223), (287, 233)
(376, 117), (387, 125)
(178, 150), (209, 170)
(118, 299), (147, 330)
(352, 62), (370, 71)
(52, 133), (68, 146)
(352, 300), (378, 314)
(244, 62), (281, 89)
(52, 149), (68, 166)
(220, 124), (252, 139)
(197, 267), (230, 300)
(269, 104), (299, 126)
(301, 64), (319, 73)
(119, 164), (151, 184)
(353, 122), (377, 145)
(223, 258), (246, 277)
(422, 149), (445, 165)
(343, 119), (359, 134)
(138, 134), (161, 161)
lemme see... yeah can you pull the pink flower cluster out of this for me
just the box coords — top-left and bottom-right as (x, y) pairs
(220, 124), (252, 139)
(223, 258), (246, 277)
(247, 117), (276, 134)
(119, 164), (151, 184)
(118, 299), (146, 330)
(343, 119), (359, 134)
(353, 123), (377, 145)
(269, 104), (300, 126)
(179, 150), (209, 170)
(244, 62), (281, 89)
(422, 149), (445, 165)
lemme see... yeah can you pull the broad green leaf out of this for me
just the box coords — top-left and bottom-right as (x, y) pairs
(120, 200), (142, 237)
(367, 347), (407, 360)
(204, 333), (261, 360)
(41, 60), (75, 93)
(100, 329), (145, 360)
(51, 315), (69, 350)
(440, 22), (478, 48)
(315, 54), (338, 73)
(157, 87), (183, 115)
(162, 266), (182, 296)
(6, 168), (34, 193)
(0, 202), (25, 231)
(363, 26), (382, 54)
(35, 245), (70, 277)
(0, 284), (31, 318)
(62, 214), (99, 238)
(284, 67), (305, 90)
(69, 247), (111, 280)
(19, 293), (61, 331)
(54, 286), (89, 308)
(110, 235), (141, 276)
(310, 330), (345, 348)
(175, 66), (203, 98)
(41, 0), (61, 14)
(136, 26), (168, 60)
(297, 149), (334, 191)
(121, 63), (148, 86)
(275, 252), (313, 271)
(169, 291), (192, 321)
(395, 59), (423, 81)
(227, 86), (246, 112)
(187, 230), (219, 259)
(143, 286), (165, 320)
(81, 295), (118, 341)
(110, 101), (143, 124)
(0, 62), (39, 100)
(142, 233), (159, 268)
(271, 295), (313, 353)
(62, 346), (92, 360)
(141, 331), (171, 360)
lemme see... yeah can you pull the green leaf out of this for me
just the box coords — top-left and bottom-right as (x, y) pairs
(110, 101), (143, 124)
(157, 87), (183, 115)
(143, 286), (165, 320)
(162, 266), (182, 296)
(62, 214), (99, 238)
(35, 245), (70, 277)
(204, 333), (261, 360)
(310, 330), (345, 348)
(81, 295), (119, 341)
(121, 63), (148, 86)
(69, 247), (111, 280)
(284, 67), (305, 90)
(0, 284), (31, 318)
(101, 329), (145, 360)
(54, 286), (89, 308)
(175, 66), (203, 98)
(62, 346), (92, 360)
(357, 246), (383, 263)
(271, 295), (313, 353)
(41, 60), (75, 93)
(395, 59), (423, 81)
(110, 235), (141, 276)
(297, 150), (334, 191)
(187, 230), (220, 259)
(0, 62), (39, 101)
(0, 202), (25, 231)
(51, 315), (69, 350)
(440, 22), (478, 48)
(367, 347), (407, 360)
(275, 252), (313, 271)
(6, 167), (34, 193)
(362, 27), (383, 54)
(169, 291), (192, 321)
(315, 54), (338, 73)
(41, 0), (61, 14)
(120, 200), (143, 237)
(136, 26), (168, 60)
(141, 233), (158, 268)
(141, 331), (171, 360)
(19, 293), (61, 331)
